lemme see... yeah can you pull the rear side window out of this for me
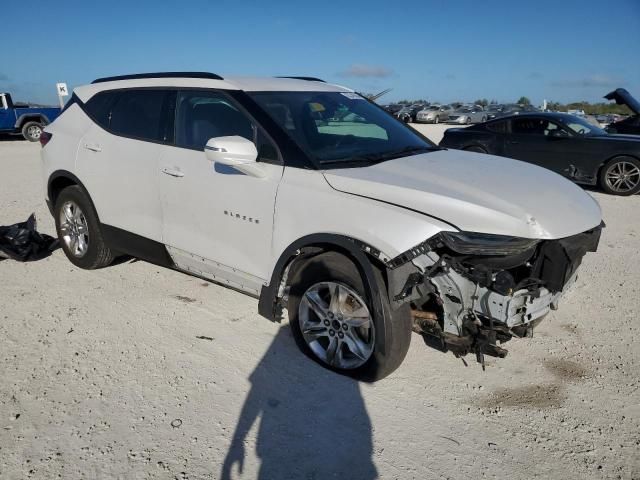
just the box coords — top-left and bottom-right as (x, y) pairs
(109, 90), (168, 142)
(486, 120), (507, 133)
(84, 91), (117, 128)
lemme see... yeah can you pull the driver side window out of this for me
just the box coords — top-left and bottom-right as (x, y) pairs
(175, 91), (279, 163)
(512, 118), (549, 136)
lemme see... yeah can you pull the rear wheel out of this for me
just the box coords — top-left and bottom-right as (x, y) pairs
(54, 186), (115, 269)
(288, 252), (412, 381)
(21, 121), (43, 142)
(599, 156), (640, 196)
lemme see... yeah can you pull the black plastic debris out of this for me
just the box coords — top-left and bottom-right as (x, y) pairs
(0, 214), (59, 261)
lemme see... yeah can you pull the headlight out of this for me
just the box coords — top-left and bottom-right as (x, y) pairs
(439, 231), (539, 256)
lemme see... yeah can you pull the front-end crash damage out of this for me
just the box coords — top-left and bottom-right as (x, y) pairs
(387, 224), (603, 367)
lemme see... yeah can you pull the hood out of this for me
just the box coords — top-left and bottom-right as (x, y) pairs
(322, 150), (602, 240)
(604, 88), (640, 115)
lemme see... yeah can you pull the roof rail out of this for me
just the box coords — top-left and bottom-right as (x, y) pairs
(277, 76), (326, 83)
(91, 72), (224, 84)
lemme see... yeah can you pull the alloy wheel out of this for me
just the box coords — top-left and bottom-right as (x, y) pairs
(605, 161), (640, 194)
(298, 281), (375, 369)
(59, 201), (90, 258)
(27, 125), (42, 140)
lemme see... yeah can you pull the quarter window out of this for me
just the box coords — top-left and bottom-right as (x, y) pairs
(84, 91), (117, 128)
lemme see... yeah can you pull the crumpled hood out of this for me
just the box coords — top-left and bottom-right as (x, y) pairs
(323, 150), (602, 239)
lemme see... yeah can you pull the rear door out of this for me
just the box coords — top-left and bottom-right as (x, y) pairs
(75, 89), (172, 241)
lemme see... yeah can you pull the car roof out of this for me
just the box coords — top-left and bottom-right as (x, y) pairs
(487, 112), (580, 122)
(74, 73), (352, 102)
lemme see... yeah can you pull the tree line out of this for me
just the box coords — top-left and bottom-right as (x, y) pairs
(393, 97), (632, 115)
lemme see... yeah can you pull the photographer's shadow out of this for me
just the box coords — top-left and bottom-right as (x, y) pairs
(221, 326), (377, 480)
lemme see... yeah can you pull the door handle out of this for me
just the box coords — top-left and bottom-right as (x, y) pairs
(162, 167), (184, 178)
(84, 143), (102, 152)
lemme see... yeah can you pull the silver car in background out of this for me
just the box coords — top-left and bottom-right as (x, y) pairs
(415, 105), (453, 124)
(447, 105), (487, 124)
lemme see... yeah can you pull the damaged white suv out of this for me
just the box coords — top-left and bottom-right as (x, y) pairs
(41, 72), (602, 381)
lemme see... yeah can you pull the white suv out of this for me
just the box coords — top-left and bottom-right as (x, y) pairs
(41, 72), (602, 381)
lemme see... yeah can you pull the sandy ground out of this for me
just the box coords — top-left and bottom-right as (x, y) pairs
(0, 127), (639, 480)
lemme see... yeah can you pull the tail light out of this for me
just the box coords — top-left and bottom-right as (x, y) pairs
(39, 131), (52, 147)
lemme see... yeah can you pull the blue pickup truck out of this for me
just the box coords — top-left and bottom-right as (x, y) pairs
(0, 92), (61, 141)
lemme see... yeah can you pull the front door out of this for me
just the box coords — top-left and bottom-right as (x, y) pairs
(505, 117), (593, 178)
(159, 90), (283, 294)
(0, 94), (15, 131)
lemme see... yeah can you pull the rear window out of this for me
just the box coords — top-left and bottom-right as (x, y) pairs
(109, 90), (168, 142)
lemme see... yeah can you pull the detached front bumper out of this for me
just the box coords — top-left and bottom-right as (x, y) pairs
(386, 224), (602, 364)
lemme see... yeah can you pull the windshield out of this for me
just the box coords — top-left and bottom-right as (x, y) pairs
(250, 91), (437, 166)
(559, 116), (606, 136)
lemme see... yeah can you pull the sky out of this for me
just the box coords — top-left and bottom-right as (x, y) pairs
(2, 0), (639, 106)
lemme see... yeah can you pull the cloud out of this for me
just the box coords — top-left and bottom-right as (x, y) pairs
(550, 74), (623, 88)
(340, 64), (392, 78)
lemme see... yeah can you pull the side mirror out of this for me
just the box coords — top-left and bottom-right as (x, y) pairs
(204, 136), (264, 178)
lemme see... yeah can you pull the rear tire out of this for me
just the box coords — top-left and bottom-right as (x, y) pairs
(599, 156), (640, 196)
(54, 186), (115, 269)
(288, 252), (412, 382)
(21, 121), (43, 142)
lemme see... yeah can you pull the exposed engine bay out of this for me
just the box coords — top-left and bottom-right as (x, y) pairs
(387, 224), (603, 368)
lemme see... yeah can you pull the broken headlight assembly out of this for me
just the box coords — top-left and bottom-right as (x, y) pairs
(439, 231), (539, 256)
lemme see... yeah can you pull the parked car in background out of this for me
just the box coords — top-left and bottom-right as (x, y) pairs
(440, 112), (640, 195)
(396, 103), (427, 123)
(383, 104), (404, 116)
(415, 105), (453, 124)
(446, 105), (487, 124)
(567, 109), (586, 117)
(0, 93), (61, 141)
(604, 88), (640, 135)
(486, 104), (538, 120)
(41, 72), (602, 380)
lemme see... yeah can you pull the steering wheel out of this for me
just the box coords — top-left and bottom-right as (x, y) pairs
(335, 134), (356, 147)
(577, 128), (586, 135)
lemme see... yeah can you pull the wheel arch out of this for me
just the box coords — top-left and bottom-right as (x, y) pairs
(258, 233), (388, 323)
(15, 113), (49, 129)
(47, 170), (100, 221)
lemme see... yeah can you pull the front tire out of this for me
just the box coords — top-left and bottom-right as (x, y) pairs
(434, 116), (440, 124)
(599, 156), (640, 196)
(54, 186), (115, 269)
(22, 121), (43, 142)
(288, 252), (412, 382)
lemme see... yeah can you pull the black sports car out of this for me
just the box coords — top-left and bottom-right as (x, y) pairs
(439, 112), (640, 196)
(604, 88), (640, 135)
